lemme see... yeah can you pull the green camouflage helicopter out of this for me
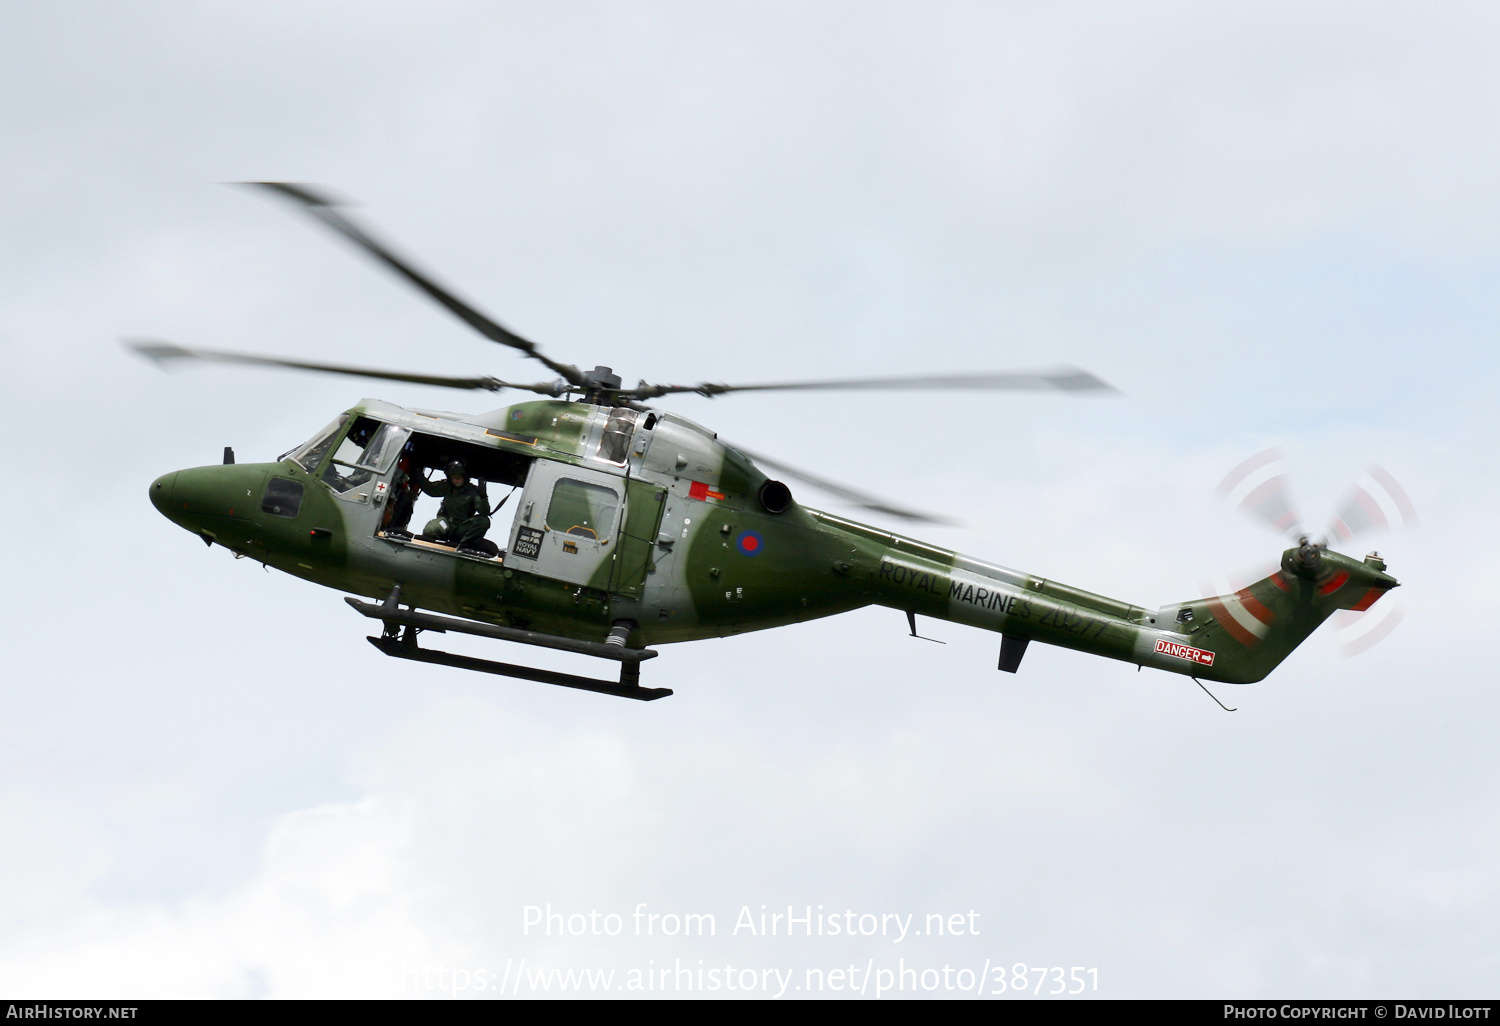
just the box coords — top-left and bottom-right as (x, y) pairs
(136, 183), (1399, 702)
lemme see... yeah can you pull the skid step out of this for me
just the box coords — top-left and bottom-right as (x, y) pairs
(368, 636), (673, 701)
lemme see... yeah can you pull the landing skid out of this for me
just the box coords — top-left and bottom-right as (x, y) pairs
(367, 632), (672, 701)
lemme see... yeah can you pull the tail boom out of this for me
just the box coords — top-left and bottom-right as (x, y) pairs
(816, 511), (1399, 684)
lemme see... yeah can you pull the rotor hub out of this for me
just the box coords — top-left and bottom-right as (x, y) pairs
(580, 365), (622, 392)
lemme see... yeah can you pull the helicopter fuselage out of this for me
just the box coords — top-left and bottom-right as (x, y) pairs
(149, 398), (1399, 686)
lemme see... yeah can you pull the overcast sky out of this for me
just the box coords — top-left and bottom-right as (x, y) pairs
(1, 1), (1495, 999)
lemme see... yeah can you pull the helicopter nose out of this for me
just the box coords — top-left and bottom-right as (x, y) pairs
(149, 472), (177, 519)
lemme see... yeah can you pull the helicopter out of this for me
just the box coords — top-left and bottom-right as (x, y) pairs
(136, 183), (1400, 702)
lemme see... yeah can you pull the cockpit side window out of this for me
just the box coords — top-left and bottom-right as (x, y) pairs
(357, 422), (411, 473)
(288, 416), (348, 473)
(322, 416), (397, 495)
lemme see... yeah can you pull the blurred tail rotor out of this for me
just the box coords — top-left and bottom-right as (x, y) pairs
(1216, 447), (1304, 540)
(1326, 464), (1418, 546)
(1332, 602), (1407, 657)
(1211, 448), (1416, 657)
(1321, 463), (1415, 657)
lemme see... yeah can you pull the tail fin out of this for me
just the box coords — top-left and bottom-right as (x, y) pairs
(1164, 542), (1399, 683)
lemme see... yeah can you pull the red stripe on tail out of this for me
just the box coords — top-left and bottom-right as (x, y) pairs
(1235, 588), (1275, 625)
(1207, 597), (1262, 647)
(1318, 571), (1350, 595)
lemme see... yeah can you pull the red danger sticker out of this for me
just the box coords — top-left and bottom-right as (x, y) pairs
(1155, 638), (1215, 666)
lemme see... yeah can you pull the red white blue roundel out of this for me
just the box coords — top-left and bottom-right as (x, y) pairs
(736, 530), (764, 556)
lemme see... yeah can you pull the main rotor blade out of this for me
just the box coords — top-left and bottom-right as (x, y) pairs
(632, 366), (1116, 399)
(242, 182), (582, 386)
(727, 443), (959, 526)
(126, 339), (564, 395)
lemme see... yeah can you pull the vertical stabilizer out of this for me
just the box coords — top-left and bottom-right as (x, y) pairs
(1147, 542), (1400, 683)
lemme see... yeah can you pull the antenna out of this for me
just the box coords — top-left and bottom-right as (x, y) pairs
(905, 610), (946, 644)
(1192, 677), (1237, 713)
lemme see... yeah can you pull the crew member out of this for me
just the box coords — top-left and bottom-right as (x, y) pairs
(382, 454), (420, 537)
(422, 460), (490, 549)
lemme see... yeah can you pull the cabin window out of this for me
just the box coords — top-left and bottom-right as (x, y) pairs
(597, 408), (637, 464)
(545, 478), (619, 541)
(262, 478), (304, 518)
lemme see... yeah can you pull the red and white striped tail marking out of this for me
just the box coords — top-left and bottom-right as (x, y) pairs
(1201, 566), (1278, 647)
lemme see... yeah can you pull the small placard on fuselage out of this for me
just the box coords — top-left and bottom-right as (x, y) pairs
(513, 526), (544, 559)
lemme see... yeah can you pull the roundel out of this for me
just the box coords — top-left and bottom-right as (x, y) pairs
(736, 530), (764, 557)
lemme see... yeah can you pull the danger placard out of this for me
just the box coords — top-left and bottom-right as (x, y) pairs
(1155, 638), (1215, 666)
